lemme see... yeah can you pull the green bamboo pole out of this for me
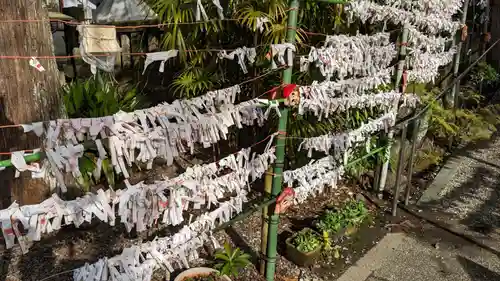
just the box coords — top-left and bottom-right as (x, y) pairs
(448, 0), (470, 108)
(214, 145), (388, 232)
(448, 0), (470, 149)
(259, 167), (273, 275)
(264, 0), (298, 280)
(377, 24), (409, 198)
(479, 0), (490, 96)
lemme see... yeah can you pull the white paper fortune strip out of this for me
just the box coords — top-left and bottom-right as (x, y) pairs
(346, 0), (462, 34)
(269, 43), (296, 69)
(298, 112), (396, 157)
(380, 0), (464, 19)
(196, 0), (225, 21)
(21, 86), (272, 190)
(408, 48), (456, 83)
(217, 47), (257, 74)
(283, 156), (345, 204)
(407, 25), (453, 53)
(299, 68), (393, 98)
(73, 192), (247, 281)
(143, 50), (179, 74)
(0, 143), (276, 250)
(301, 32), (396, 79)
(298, 89), (420, 119)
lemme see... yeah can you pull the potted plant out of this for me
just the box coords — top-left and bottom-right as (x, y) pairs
(342, 200), (369, 235)
(285, 228), (322, 266)
(174, 243), (251, 281)
(315, 200), (369, 238)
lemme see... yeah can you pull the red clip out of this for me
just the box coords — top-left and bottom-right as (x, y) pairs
(485, 32), (491, 43)
(277, 186), (295, 203)
(268, 85), (281, 100)
(283, 84), (297, 98)
(461, 25), (468, 42)
(402, 70), (408, 93)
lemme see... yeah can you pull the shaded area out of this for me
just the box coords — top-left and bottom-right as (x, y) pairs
(416, 136), (500, 239)
(457, 256), (500, 281)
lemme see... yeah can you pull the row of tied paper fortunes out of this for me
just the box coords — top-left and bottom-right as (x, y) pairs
(73, 191), (248, 281)
(298, 90), (420, 120)
(298, 111), (397, 158)
(72, 148), (354, 281)
(0, 141), (276, 252)
(300, 32), (397, 80)
(19, 85), (272, 192)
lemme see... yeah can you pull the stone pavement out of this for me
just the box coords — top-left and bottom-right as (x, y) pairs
(336, 136), (500, 281)
(337, 231), (500, 281)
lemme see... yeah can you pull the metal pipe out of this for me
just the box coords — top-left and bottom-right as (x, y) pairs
(265, 0), (298, 280)
(404, 118), (420, 205)
(392, 125), (407, 216)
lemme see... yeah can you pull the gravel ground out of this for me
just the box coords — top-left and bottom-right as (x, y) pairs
(421, 136), (500, 236)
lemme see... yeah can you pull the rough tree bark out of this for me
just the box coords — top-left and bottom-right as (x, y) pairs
(0, 0), (64, 208)
(490, 0), (500, 67)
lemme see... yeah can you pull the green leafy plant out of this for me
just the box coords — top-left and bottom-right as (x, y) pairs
(213, 243), (252, 277)
(291, 228), (322, 253)
(317, 200), (369, 235)
(62, 73), (147, 118)
(316, 209), (344, 235)
(342, 200), (369, 227)
(61, 72), (147, 191)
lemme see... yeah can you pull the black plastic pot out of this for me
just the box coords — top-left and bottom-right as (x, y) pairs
(285, 228), (322, 266)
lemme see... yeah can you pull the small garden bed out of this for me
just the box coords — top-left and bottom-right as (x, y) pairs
(200, 185), (390, 281)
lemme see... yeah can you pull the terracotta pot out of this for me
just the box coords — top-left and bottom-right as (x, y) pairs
(174, 267), (232, 281)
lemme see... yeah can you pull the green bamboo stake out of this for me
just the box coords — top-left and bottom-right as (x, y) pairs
(448, 0), (470, 109)
(264, 0), (298, 280)
(447, 0), (470, 149)
(259, 167), (273, 274)
(377, 24), (409, 198)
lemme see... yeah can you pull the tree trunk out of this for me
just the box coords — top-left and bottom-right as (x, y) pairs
(0, 0), (64, 208)
(490, 0), (500, 68)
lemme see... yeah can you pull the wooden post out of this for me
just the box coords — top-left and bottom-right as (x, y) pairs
(0, 0), (64, 207)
